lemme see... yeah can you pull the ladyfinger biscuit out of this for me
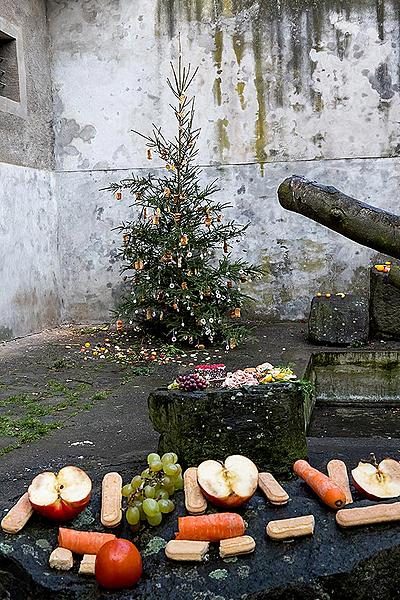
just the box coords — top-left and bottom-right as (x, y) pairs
(101, 472), (122, 528)
(258, 473), (289, 505)
(266, 515), (315, 540)
(79, 554), (96, 575)
(219, 535), (255, 558)
(165, 540), (209, 561)
(1, 492), (34, 534)
(183, 467), (207, 515)
(327, 460), (353, 505)
(336, 501), (400, 528)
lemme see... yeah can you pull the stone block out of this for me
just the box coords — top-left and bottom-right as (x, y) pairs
(370, 268), (400, 339)
(308, 294), (368, 345)
(148, 383), (308, 477)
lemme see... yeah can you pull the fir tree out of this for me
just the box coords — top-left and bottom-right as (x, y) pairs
(106, 52), (262, 348)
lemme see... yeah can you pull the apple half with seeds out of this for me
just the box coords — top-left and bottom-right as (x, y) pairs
(352, 458), (400, 500)
(28, 466), (92, 521)
(197, 455), (258, 508)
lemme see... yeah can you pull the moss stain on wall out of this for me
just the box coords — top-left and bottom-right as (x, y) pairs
(213, 28), (223, 106)
(252, 23), (268, 176)
(216, 117), (230, 161)
(222, 0), (234, 17)
(236, 81), (246, 109)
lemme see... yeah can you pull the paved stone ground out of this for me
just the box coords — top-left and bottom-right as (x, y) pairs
(0, 321), (322, 498)
(0, 322), (399, 599)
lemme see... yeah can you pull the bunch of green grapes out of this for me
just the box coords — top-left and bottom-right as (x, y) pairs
(122, 452), (183, 527)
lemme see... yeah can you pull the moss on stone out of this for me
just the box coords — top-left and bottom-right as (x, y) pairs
(148, 383), (308, 477)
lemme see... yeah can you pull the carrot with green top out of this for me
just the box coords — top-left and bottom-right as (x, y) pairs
(293, 460), (346, 509)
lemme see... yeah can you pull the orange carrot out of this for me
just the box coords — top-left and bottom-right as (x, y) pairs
(175, 513), (245, 542)
(293, 460), (346, 510)
(58, 527), (116, 555)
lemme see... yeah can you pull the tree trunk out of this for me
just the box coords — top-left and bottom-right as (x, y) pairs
(278, 176), (400, 259)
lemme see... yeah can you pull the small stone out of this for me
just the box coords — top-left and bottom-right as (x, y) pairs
(370, 268), (400, 339)
(308, 293), (368, 345)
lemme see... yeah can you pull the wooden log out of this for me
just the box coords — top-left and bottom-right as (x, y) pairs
(278, 176), (400, 259)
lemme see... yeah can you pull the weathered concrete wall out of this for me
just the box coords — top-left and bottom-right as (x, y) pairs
(56, 156), (398, 322)
(48, 0), (400, 171)
(0, 0), (54, 169)
(0, 162), (60, 340)
(0, 1), (58, 339)
(48, 0), (400, 322)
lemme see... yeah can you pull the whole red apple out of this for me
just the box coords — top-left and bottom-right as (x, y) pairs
(197, 455), (258, 508)
(28, 466), (92, 521)
(352, 458), (400, 500)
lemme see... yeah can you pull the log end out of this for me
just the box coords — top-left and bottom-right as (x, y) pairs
(277, 175), (308, 210)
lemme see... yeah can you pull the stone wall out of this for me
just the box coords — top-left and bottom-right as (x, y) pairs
(0, 1), (59, 340)
(0, 0), (54, 169)
(48, 0), (400, 323)
(2, 0), (400, 337)
(0, 163), (60, 340)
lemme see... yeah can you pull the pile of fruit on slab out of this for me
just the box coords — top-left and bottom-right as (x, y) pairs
(168, 361), (297, 391)
(374, 262), (392, 273)
(2, 453), (400, 591)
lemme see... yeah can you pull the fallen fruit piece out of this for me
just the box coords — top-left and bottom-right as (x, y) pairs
(28, 466), (92, 521)
(79, 554), (96, 575)
(183, 467), (207, 515)
(327, 460), (353, 505)
(101, 472), (123, 528)
(49, 547), (73, 571)
(293, 460), (346, 509)
(165, 540), (209, 562)
(197, 455), (258, 508)
(256, 362), (274, 372)
(58, 527), (116, 555)
(352, 457), (400, 500)
(258, 473), (289, 505)
(1, 492), (34, 534)
(95, 538), (142, 589)
(175, 513), (245, 541)
(336, 501), (400, 527)
(219, 535), (255, 558)
(266, 515), (315, 540)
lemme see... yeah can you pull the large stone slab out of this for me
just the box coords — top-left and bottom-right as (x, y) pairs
(148, 384), (308, 476)
(2, 448), (400, 600)
(308, 294), (369, 346)
(370, 268), (400, 339)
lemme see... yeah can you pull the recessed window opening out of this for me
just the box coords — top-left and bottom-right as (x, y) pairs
(0, 31), (20, 103)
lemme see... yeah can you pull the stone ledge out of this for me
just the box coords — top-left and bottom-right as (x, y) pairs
(2, 447), (400, 600)
(148, 383), (308, 476)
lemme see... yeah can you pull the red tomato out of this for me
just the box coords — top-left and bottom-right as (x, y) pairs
(95, 538), (142, 589)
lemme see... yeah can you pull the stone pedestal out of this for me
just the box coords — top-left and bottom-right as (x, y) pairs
(370, 268), (400, 339)
(148, 383), (308, 476)
(308, 294), (368, 345)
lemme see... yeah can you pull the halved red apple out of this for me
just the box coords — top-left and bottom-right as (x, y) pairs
(352, 458), (400, 500)
(197, 455), (258, 508)
(28, 466), (92, 521)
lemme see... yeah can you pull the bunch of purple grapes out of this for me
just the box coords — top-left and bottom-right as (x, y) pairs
(177, 373), (207, 391)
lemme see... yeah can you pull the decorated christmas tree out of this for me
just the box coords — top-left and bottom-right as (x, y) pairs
(107, 52), (262, 348)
